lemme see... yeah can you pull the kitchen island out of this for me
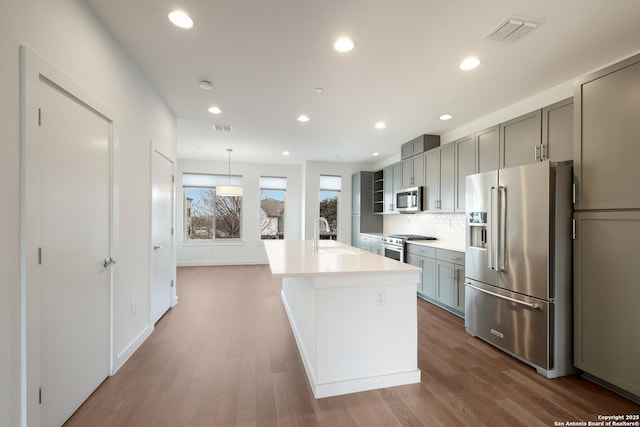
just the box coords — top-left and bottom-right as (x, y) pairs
(263, 239), (422, 398)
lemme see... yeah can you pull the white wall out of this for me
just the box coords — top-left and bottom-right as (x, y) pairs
(176, 159), (302, 265)
(0, 1), (176, 425)
(302, 161), (371, 243)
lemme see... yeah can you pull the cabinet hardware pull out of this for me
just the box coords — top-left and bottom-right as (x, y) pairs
(465, 282), (541, 309)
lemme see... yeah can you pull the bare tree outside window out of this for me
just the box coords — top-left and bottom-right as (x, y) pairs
(319, 190), (339, 240)
(184, 187), (242, 240)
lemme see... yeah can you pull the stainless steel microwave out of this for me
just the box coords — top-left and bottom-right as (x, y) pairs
(396, 187), (423, 213)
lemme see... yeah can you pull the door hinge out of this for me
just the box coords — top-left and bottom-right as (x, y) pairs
(39, 387), (42, 405)
(572, 219), (577, 240)
(171, 227), (174, 236)
(38, 108), (42, 126)
(172, 175), (175, 183)
(38, 247), (42, 265)
(171, 279), (174, 288)
(572, 183), (576, 204)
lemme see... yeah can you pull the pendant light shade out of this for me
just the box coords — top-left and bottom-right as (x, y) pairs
(217, 148), (243, 197)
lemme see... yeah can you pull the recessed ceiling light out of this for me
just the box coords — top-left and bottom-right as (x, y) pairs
(439, 114), (453, 121)
(314, 87), (324, 93)
(297, 115), (310, 122)
(372, 152), (380, 156)
(282, 151), (290, 156)
(460, 56), (480, 71)
(374, 122), (386, 129)
(168, 10), (194, 29)
(199, 80), (212, 90)
(334, 37), (355, 53)
(208, 106), (222, 114)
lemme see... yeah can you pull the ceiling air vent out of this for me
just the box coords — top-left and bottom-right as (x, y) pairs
(485, 17), (542, 42)
(213, 124), (233, 132)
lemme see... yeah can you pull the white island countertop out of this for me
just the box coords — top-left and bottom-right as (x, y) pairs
(263, 240), (420, 278)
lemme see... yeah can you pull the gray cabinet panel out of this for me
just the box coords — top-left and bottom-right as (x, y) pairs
(439, 144), (455, 212)
(424, 149), (439, 212)
(401, 158), (412, 188)
(542, 97), (573, 162)
(455, 134), (475, 212)
(575, 55), (640, 210)
(574, 211), (640, 397)
(383, 165), (394, 213)
(421, 257), (436, 300)
(454, 265), (465, 313)
(436, 260), (456, 307)
(477, 126), (499, 173)
(500, 110), (542, 169)
(351, 172), (361, 214)
(413, 154), (424, 187)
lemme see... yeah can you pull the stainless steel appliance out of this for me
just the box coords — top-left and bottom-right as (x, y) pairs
(396, 187), (423, 213)
(383, 234), (436, 263)
(464, 161), (576, 378)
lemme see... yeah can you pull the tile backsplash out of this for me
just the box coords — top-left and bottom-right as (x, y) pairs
(384, 212), (465, 245)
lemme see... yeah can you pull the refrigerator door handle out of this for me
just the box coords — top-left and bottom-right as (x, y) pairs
(465, 282), (541, 310)
(498, 186), (507, 272)
(488, 186), (496, 270)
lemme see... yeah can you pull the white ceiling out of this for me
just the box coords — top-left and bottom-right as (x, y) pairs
(85, 0), (640, 165)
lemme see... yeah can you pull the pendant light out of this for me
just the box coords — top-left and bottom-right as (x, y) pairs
(216, 148), (243, 196)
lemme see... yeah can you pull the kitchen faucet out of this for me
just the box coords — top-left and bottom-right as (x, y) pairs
(313, 217), (330, 252)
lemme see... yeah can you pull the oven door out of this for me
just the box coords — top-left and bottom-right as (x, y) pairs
(383, 244), (404, 263)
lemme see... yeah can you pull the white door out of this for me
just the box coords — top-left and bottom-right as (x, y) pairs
(150, 150), (174, 324)
(38, 77), (112, 426)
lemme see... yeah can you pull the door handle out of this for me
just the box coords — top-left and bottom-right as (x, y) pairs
(465, 282), (540, 310)
(103, 257), (116, 268)
(154, 245), (163, 250)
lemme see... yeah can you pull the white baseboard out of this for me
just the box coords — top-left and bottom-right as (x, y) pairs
(112, 324), (154, 374)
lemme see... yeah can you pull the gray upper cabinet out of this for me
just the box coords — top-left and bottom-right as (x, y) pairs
(424, 149), (439, 212)
(401, 134), (440, 160)
(499, 110), (542, 168)
(574, 54), (640, 210)
(542, 97), (573, 162)
(402, 155), (424, 188)
(476, 126), (500, 173)
(454, 134), (475, 212)
(381, 162), (402, 213)
(424, 144), (454, 212)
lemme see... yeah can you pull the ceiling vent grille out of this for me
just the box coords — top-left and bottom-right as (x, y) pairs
(485, 17), (542, 42)
(213, 124), (233, 132)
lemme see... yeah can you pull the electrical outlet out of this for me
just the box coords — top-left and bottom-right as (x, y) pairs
(375, 290), (386, 307)
(130, 299), (136, 315)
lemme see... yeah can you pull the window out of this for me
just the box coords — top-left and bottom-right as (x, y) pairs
(183, 173), (242, 240)
(260, 176), (287, 240)
(319, 175), (341, 240)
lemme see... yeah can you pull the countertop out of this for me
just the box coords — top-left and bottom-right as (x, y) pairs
(263, 240), (420, 278)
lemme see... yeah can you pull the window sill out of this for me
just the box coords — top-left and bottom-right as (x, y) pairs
(181, 239), (244, 247)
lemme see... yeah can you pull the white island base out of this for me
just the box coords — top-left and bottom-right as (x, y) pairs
(264, 240), (421, 399)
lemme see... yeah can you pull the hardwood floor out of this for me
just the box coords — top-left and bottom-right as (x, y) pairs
(65, 265), (639, 426)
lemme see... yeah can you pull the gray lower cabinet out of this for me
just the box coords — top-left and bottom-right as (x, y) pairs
(406, 244), (436, 296)
(358, 233), (383, 255)
(408, 244), (464, 317)
(574, 211), (640, 398)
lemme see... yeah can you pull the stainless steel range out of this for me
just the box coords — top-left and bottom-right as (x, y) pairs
(382, 234), (436, 263)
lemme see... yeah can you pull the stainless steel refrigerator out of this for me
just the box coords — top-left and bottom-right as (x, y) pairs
(464, 160), (576, 378)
